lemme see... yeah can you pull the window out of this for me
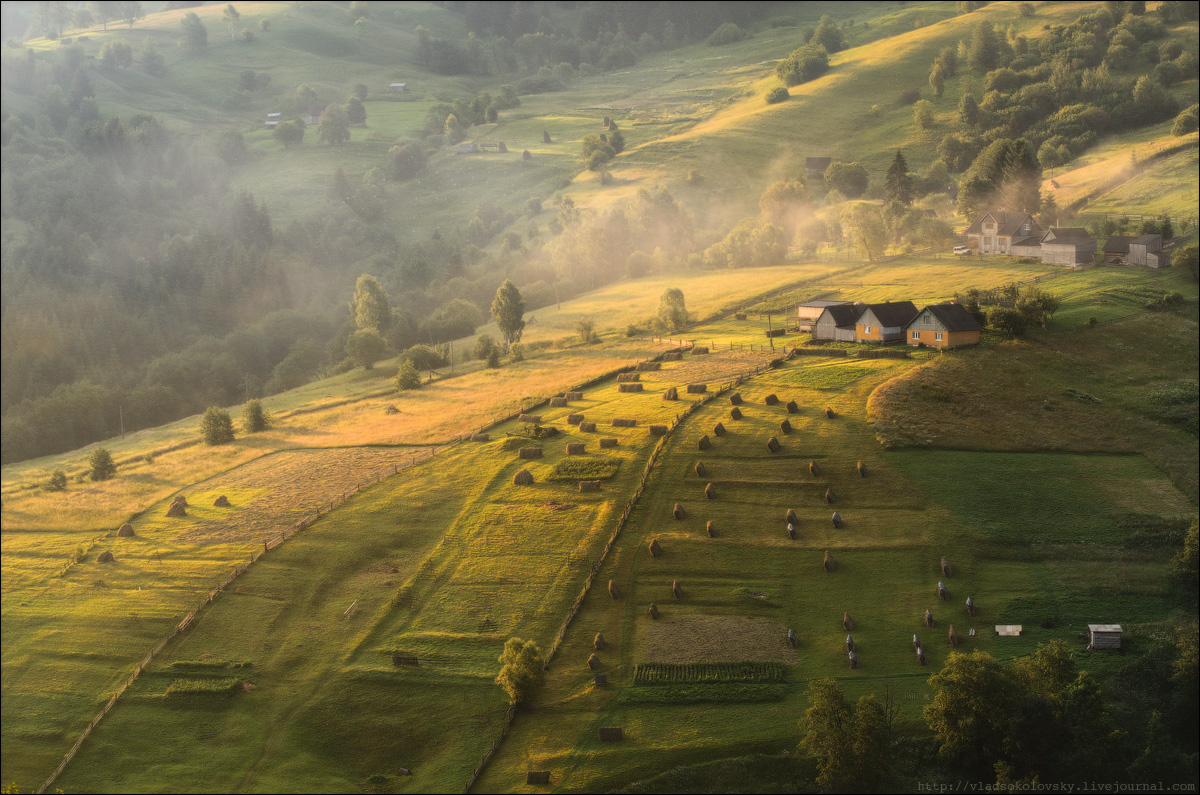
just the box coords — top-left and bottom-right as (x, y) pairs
(865, 326), (872, 334)
(924, 315), (931, 324)
(935, 332), (943, 341)
(912, 331), (920, 339)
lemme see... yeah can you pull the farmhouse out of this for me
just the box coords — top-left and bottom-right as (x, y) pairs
(811, 304), (863, 342)
(797, 300), (852, 331)
(965, 211), (1042, 255)
(856, 301), (919, 343)
(906, 303), (981, 348)
(1039, 227), (1096, 266)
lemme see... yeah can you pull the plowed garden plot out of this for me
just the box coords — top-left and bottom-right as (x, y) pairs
(170, 447), (418, 545)
(639, 616), (798, 664)
(645, 350), (780, 387)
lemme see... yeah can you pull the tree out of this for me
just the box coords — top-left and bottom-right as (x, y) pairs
(967, 20), (1000, 72)
(958, 91), (981, 128)
(929, 62), (946, 96)
(345, 328), (387, 370)
(346, 97), (366, 125)
(222, 3), (240, 41)
(812, 14), (846, 53)
(656, 287), (688, 333)
(841, 204), (889, 262)
(885, 151), (914, 206)
(388, 141), (427, 180)
(91, 1), (112, 31)
(181, 11), (207, 50)
(824, 161), (870, 198)
(351, 274), (391, 333)
(473, 333), (498, 360)
(609, 128), (625, 154)
(491, 280), (526, 351)
(800, 679), (897, 792)
(914, 99), (935, 130)
(241, 399), (268, 433)
(986, 305), (1027, 338)
(99, 40), (133, 71)
(1172, 104), (1199, 136)
(495, 637), (545, 707)
(140, 37), (165, 76)
(581, 133), (615, 170)
(317, 103), (350, 145)
(576, 317), (599, 344)
(119, 1), (144, 29)
(200, 407), (235, 445)
(89, 447), (117, 481)
(395, 359), (421, 390)
(354, 83), (369, 101)
(273, 119), (304, 147)
(47, 470), (68, 491)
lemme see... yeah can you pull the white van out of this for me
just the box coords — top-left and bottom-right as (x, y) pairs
(953, 245), (971, 256)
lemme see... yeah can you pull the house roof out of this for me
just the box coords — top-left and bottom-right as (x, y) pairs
(821, 304), (864, 327)
(861, 301), (918, 327)
(919, 303), (982, 332)
(1104, 235), (1134, 253)
(965, 211), (1039, 237)
(1132, 233), (1162, 246)
(1043, 227), (1093, 243)
(1012, 236), (1043, 248)
(800, 300), (852, 309)
(805, 156), (832, 173)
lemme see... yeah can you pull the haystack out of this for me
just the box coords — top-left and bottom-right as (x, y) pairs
(542, 130), (552, 143)
(612, 418), (637, 427)
(940, 556), (952, 577)
(916, 646), (927, 665)
(686, 384), (707, 394)
(519, 414), (543, 423)
(117, 523), (135, 537)
(565, 443), (585, 455)
(594, 633), (606, 650)
(824, 488), (835, 504)
(843, 612), (854, 631)
(831, 511), (842, 528)
(98, 550), (115, 563)
(786, 508), (798, 525)
(637, 361), (661, 371)
(587, 653), (600, 670)
(848, 650), (859, 669)
(857, 460), (867, 477)
(671, 580), (682, 598)
(663, 352), (682, 361)
(704, 482), (716, 499)
(594, 674), (607, 685)
(672, 503), (685, 520)
(809, 460), (820, 477)
(938, 581), (948, 601)
(172, 495), (189, 507)
(618, 383), (644, 393)
(663, 387), (678, 401)
(846, 634), (854, 652)
(565, 391), (584, 401)
(824, 550), (836, 572)
(706, 521), (716, 538)
(384, 404), (400, 415)
(608, 580), (619, 599)
(471, 433), (490, 442)
(924, 609), (935, 628)
(518, 447), (543, 459)
(965, 596), (976, 617)
(786, 400), (799, 414)
(602, 115), (611, 126)
(647, 603), (659, 619)
(787, 523), (796, 539)
(730, 407), (743, 421)
(913, 634), (922, 651)
(549, 397), (568, 407)
(948, 625), (960, 648)
(567, 413), (585, 424)
(617, 372), (640, 383)
(579, 421), (597, 432)
(766, 436), (780, 452)
(599, 437), (618, 448)
(824, 406), (836, 419)
(734, 312), (747, 320)
(527, 771), (552, 785)
(513, 469), (534, 486)
(692, 346), (709, 355)
(648, 425), (668, 436)
(598, 727), (624, 741)
(166, 501), (187, 518)
(579, 480), (601, 493)
(698, 435), (711, 451)
(764, 393), (779, 405)
(788, 628), (798, 648)
(694, 461), (707, 477)
(713, 422), (726, 436)
(729, 393), (743, 406)
(780, 419), (792, 434)
(213, 495), (231, 507)
(648, 538), (662, 557)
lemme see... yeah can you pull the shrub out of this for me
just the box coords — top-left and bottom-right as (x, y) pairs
(47, 469), (68, 491)
(402, 344), (447, 371)
(395, 360), (421, 390)
(766, 86), (790, 104)
(89, 447), (117, 481)
(899, 88), (921, 105)
(241, 399), (269, 433)
(707, 22), (749, 46)
(200, 407), (235, 445)
(473, 333), (498, 360)
(508, 343), (525, 362)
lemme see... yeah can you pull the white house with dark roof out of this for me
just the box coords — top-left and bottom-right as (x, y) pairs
(965, 211), (1042, 255)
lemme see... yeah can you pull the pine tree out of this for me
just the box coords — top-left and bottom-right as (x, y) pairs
(885, 151), (914, 206)
(89, 448), (116, 481)
(395, 359), (421, 390)
(200, 407), (235, 445)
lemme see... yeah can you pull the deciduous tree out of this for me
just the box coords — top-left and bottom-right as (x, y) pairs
(495, 637), (545, 707)
(200, 406), (235, 445)
(656, 287), (688, 333)
(491, 280), (526, 350)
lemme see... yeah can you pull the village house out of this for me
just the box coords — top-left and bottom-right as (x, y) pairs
(906, 303), (982, 348)
(811, 304), (863, 342)
(965, 211), (1041, 255)
(1039, 227), (1096, 266)
(796, 300), (852, 332)
(856, 301), (919, 343)
(1128, 234), (1166, 267)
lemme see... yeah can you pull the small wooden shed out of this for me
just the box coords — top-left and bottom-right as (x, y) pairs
(1087, 624), (1122, 650)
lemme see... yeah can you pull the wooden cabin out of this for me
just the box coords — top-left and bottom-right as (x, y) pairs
(811, 304), (862, 342)
(1087, 624), (1122, 650)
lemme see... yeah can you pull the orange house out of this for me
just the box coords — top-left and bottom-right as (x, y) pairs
(906, 303), (981, 348)
(855, 301), (918, 343)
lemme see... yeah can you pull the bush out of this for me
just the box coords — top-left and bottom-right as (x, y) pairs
(899, 88), (921, 105)
(473, 333), (498, 360)
(766, 86), (790, 104)
(776, 44), (829, 86)
(47, 469), (68, 491)
(89, 447), (117, 481)
(707, 22), (749, 46)
(508, 342), (525, 362)
(200, 407), (235, 445)
(401, 344), (447, 371)
(241, 399), (269, 433)
(1172, 104), (1199, 137)
(395, 359), (421, 390)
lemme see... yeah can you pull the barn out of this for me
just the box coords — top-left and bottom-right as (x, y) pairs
(811, 304), (862, 342)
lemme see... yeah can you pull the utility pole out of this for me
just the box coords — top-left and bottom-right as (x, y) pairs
(119, 406), (125, 439)
(767, 311), (774, 350)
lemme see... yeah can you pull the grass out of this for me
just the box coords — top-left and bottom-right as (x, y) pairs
(547, 457), (622, 482)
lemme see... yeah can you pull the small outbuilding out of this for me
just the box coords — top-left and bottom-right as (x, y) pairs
(811, 304), (863, 342)
(389, 83), (408, 92)
(797, 300), (852, 331)
(1128, 234), (1165, 268)
(1087, 624), (1122, 650)
(1039, 227), (1096, 266)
